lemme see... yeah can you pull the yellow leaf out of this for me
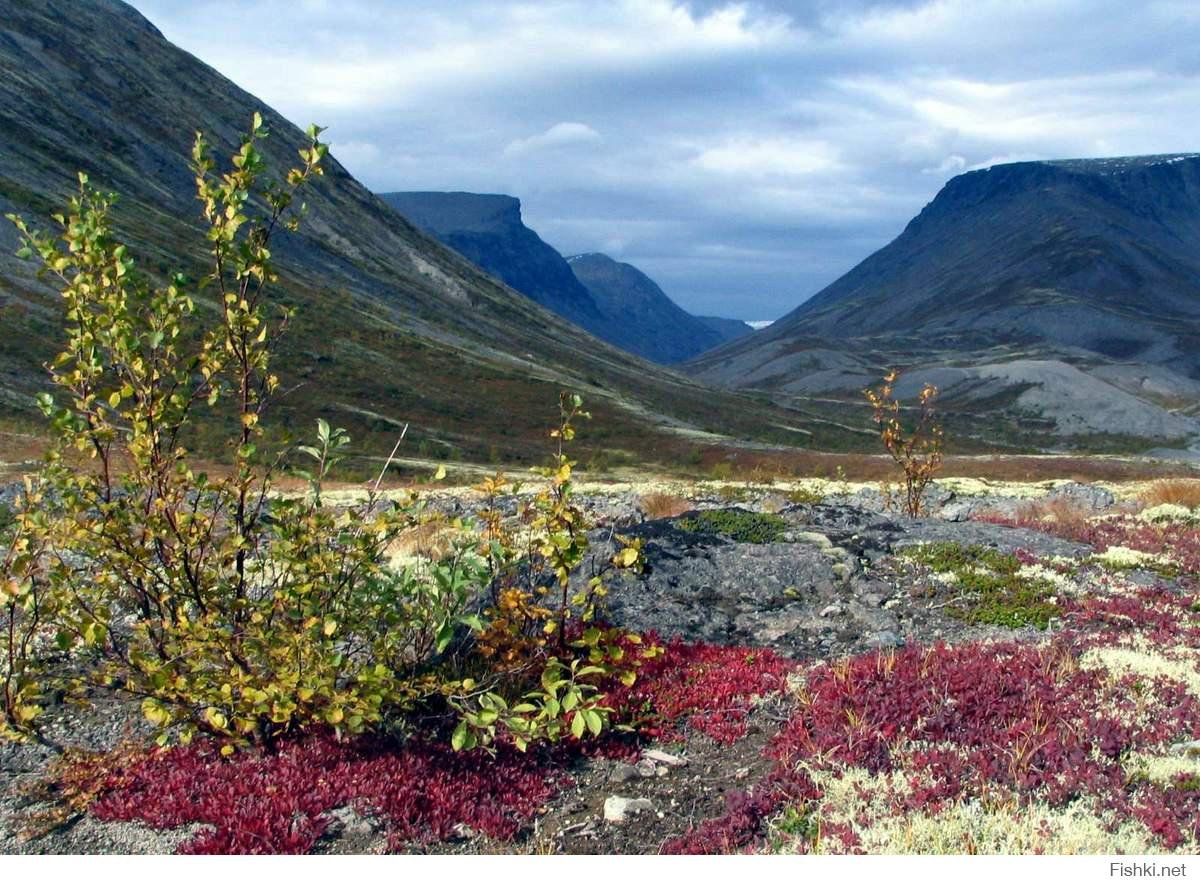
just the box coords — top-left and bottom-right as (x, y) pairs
(614, 547), (640, 568)
(323, 619), (337, 637)
(204, 707), (228, 730)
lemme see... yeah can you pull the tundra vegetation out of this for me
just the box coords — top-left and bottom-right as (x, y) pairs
(0, 119), (1198, 857)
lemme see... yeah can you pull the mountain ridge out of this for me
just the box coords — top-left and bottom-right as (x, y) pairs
(688, 154), (1200, 447)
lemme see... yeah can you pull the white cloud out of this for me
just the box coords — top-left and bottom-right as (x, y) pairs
(504, 122), (602, 156)
(692, 137), (840, 177)
(922, 154), (966, 175)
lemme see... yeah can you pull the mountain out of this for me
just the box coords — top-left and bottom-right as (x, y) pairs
(379, 192), (732, 364)
(376, 192), (603, 325)
(696, 315), (754, 342)
(688, 155), (1200, 449)
(564, 252), (732, 363)
(0, 0), (807, 468)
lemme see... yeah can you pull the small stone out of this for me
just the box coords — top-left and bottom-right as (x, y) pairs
(862, 593), (885, 608)
(611, 762), (639, 783)
(656, 766), (669, 777)
(635, 758), (657, 778)
(327, 806), (378, 838)
(820, 604), (843, 618)
(643, 748), (688, 767)
(604, 796), (655, 823)
(864, 629), (903, 649)
(883, 598), (902, 610)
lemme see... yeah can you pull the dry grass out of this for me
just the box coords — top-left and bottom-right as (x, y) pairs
(688, 445), (1194, 485)
(1140, 478), (1200, 508)
(638, 492), (694, 519)
(1012, 497), (1096, 533)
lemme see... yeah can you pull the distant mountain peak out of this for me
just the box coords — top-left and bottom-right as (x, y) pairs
(380, 195), (741, 363)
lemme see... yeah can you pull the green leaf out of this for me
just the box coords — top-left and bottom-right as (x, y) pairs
(451, 720), (469, 752)
(570, 712), (585, 739)
(583, 709), (603, 736)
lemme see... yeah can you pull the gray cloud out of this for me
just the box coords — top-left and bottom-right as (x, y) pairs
(129, 0), (1200, 320)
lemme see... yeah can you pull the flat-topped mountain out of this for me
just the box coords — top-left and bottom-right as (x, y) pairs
(688, 154), (1200, 447)
(0, 0), (800, 464)
(380, 191), (743, 363)
(377, 191), (604, 324)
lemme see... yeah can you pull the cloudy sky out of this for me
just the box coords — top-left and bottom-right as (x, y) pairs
(128, 0), (1200, 321)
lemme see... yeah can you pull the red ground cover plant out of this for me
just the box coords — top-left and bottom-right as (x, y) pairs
(75, 635), (793, 854)
(665, 588), (1200, 854)
(90, 734), (565, 853)
(605, 636), (793, 744)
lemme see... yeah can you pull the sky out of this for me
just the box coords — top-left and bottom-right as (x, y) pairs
(127, 0), (1200, 321)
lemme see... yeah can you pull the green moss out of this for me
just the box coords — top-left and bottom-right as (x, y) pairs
(676, 508), (787, 544)
(901, 542), (1062, 629)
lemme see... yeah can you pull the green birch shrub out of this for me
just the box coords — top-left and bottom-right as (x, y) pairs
(0, 115), (650, 754)
(446, 393), (653, 751)
(0, 116), (487, 749)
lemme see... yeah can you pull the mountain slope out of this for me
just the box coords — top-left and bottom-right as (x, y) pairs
(696, 315), (754, 342)
(0, 0), (807, 467)
(688, 155), (1200, 447)
(564, 252), (729, 363)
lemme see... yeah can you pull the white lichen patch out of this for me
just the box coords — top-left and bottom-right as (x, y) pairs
(1016, 563), (1078, 596)
(1080, 641), (1200, 700)
(768, 763), (1176, 855)
(1139, 503), (1197, 524)
(1093, 546), (1172, 571)
(1124, 751), (1200, 788)
(834, 797), (1170, 855)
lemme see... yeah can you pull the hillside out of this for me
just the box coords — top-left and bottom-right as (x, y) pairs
(379, 191), (737, 364)
(564, 252), (733, 363)
(688, 155), (1200, 449)
(0, 0), (811, 469)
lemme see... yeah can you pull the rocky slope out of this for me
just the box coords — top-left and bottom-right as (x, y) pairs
(688, 155), (1200, 449)
(0, 0), (802, 465)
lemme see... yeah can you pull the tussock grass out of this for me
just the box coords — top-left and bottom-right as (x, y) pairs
(638, 492), (693, 519)
(1141, 478), (1200, 509)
